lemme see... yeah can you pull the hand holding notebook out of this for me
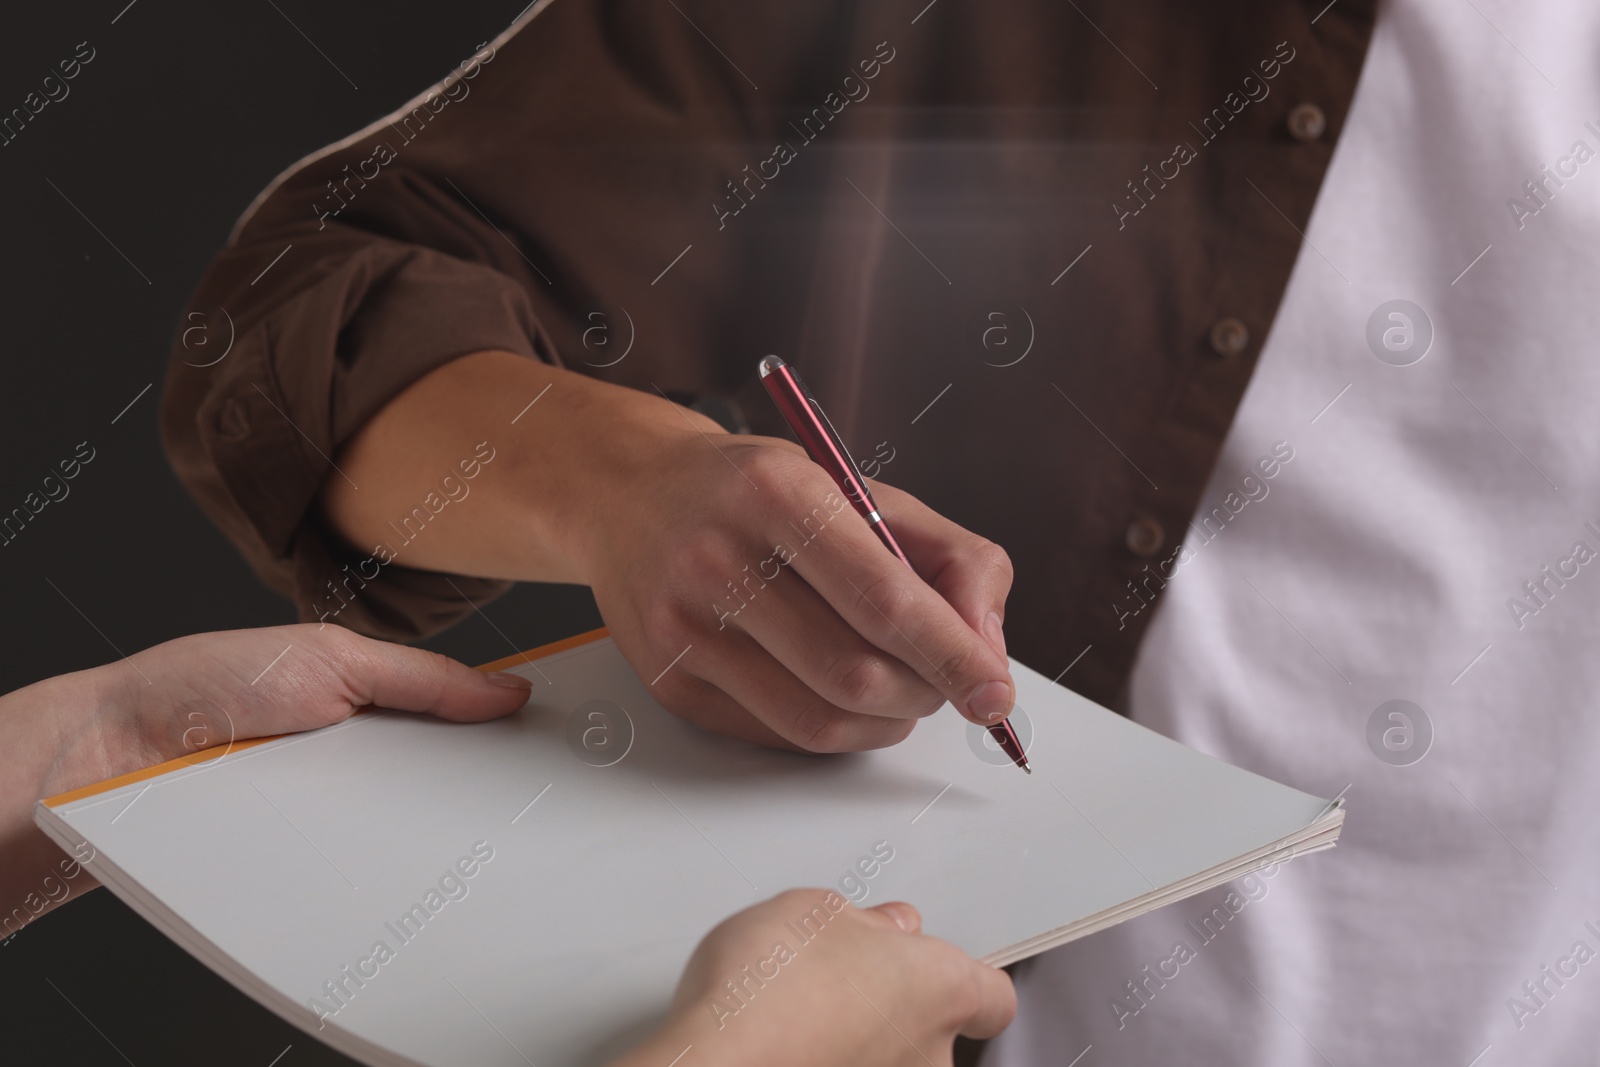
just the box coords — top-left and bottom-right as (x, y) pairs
(3, 624), (1015, 1067)
(32, 627), (1342, 1067)
(0, 624), (534, 932)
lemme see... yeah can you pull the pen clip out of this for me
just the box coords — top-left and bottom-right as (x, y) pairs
(788, 365), (877, 509)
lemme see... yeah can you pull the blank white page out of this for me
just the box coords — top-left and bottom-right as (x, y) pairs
(39, 633), (1336, 1067)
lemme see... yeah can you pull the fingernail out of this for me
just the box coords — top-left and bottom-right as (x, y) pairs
(967, 680), (1012, 723)
(983, 610), (1007, 658)
(484, 670), (534, 690)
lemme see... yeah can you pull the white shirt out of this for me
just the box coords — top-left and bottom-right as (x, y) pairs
(988, 1), (1600, 1064)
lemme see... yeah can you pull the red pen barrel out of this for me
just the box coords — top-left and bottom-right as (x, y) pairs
(759, 354), (1029, 772)
(759, 362), (878, 515)
(870, 516), (912, 568)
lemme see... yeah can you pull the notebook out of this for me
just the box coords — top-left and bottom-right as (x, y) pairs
(35, 628), (1343, 1067)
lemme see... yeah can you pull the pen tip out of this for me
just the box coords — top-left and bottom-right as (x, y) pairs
(758, 354), (785, 378)
(1022, 764), (1032, 774)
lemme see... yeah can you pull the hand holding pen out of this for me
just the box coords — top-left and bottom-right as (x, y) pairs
(760, 356), (1029, 770)
(385, 353), (1021, 755)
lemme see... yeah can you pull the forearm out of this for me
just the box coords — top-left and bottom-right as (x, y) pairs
(319, 351), (724, 586)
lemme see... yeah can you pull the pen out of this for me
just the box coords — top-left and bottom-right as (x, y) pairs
(758, 355), (1030, 772)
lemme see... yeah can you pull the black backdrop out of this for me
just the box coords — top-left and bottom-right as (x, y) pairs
(1, 3), (600, 1062)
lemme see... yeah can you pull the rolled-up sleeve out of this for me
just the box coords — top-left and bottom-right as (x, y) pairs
(161, 175), (553, 640)
(160, 0), (861, 642)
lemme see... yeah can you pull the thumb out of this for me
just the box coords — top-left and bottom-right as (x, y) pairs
(323, 630), (534, 722)
(957, 961), (1017, 1040)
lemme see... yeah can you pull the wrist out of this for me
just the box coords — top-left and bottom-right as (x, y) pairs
(0, 667), (115, 925)
(337, 350), (731, 587)
(45, 659), (165, 796)
(500, 368), (728, 586)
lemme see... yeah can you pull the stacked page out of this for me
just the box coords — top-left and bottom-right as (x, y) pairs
(36, 629), (1342, 1067)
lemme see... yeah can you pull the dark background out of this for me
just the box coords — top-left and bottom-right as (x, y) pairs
(2, 3), (599, 1062)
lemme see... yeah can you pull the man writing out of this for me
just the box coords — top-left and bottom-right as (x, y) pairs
(164, 2), (1600, 1064)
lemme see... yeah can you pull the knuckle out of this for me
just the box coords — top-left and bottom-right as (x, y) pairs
(853, 570), (918, 631)
(931, 640), (981, 691)
(310, 623), (368, 675)
(823, 651), (897, 711)
(972, 539), (1014, 587)
(908, 686), (946, 718)
(415, 650), (456, 702)
(867, 718), (917, 749)
(788, 705), (914, 754)
(735, 445), (807, 499)
(676, 532), (731, 590)
(668, 533), (752, 634)
(315, 621), (364, 656)
(786, 701), (857, 754)
(769, 887), (839, 920)
(641, 594), (694, 646)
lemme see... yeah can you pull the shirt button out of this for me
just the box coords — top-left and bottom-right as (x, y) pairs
(1125, 517), (1165, 557)
(1209, 317), (1250, 358)
(1287, 102), (1327, 142)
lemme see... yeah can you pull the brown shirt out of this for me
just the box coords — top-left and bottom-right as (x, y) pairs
(160, 0), (1376, 708)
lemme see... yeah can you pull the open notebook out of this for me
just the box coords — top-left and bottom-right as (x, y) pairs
(36, 629), (1343, 1067)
